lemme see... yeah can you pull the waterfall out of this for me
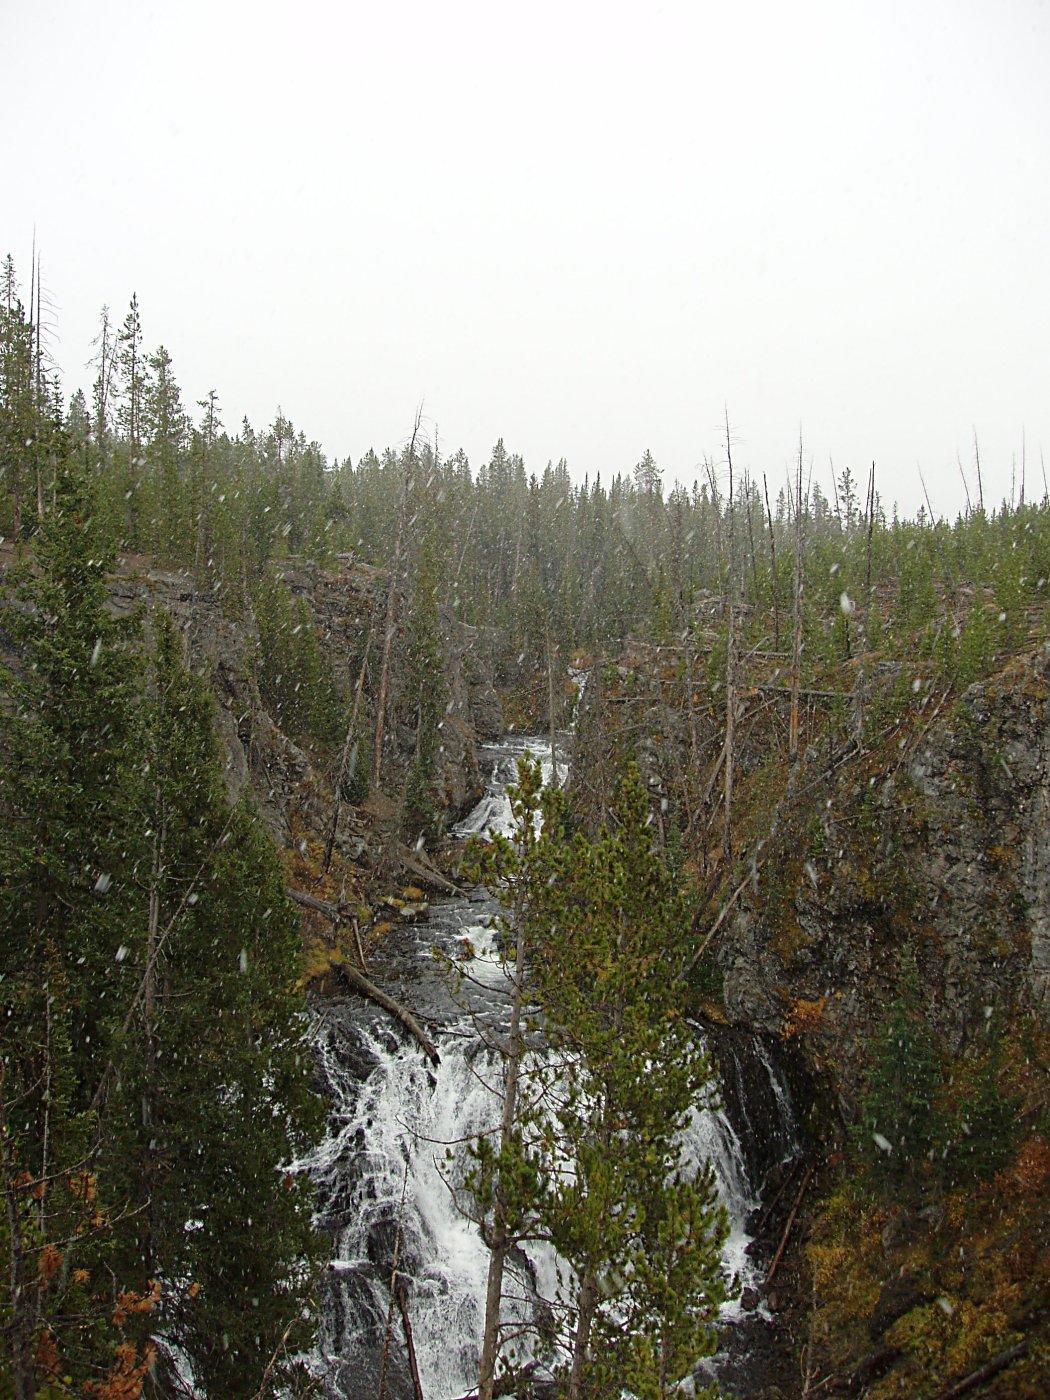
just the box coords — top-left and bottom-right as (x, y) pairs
(450, 737), (568, 840)
(299, 732), (799, 1398)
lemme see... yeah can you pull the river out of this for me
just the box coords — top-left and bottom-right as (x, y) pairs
(300, 734), (799, 1398)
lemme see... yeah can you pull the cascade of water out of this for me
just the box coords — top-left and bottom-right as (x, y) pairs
(679, 1095), (761, 1321)
(304, 889), (562, 1399)
(451, 737), (568, 840)
(312, 1015), (508, 1396)
(301, 725), (800, 1397)
(752, 1038), (800, 1150)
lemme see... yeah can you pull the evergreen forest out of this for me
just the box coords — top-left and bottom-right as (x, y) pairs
(3, 262), (1049, 1398)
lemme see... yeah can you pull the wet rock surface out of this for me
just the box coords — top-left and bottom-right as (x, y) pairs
(719, 649), (1050, 1111)
(16, 551), (505, 874)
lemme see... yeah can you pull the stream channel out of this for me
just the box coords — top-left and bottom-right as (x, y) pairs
(301, 734), (801, 1399)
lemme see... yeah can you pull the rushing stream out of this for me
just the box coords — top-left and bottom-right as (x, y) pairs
(300, 734), (799, 1399)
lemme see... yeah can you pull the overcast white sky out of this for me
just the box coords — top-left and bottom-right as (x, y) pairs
(6, 0), (1049, 518)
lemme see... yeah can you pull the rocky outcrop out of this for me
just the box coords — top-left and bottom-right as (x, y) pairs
(272, 555), (502, 827)
(719, 645), (1050, 1112)
(570, 635), (1050, 1398)
(4, 549), (501, 876)
(107, 563), (270, 804)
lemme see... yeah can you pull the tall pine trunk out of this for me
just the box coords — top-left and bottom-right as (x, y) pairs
(790, 439), (804, 763)
(723, 413), (736, 863)
(477, 911), (528, 1400)
(373, 415), (420, 787)
(567, 1272), (600, 1399)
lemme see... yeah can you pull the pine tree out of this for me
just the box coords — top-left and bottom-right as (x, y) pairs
(191, 388), (224, 572)
(115, 293), (144, 450)
(99, 613), (324, 1394)
(958, 596), (993, 684)
(0, 456), (149, 1393)
(944, 1024), (1020, 1185)
(856, 948), (943, 1196)
(89, 303), (117, 449)
(633, 448), (662, 498)
(0, 456), (144, 1087)
(113, 292), (146, 543)
(527, 762), (725, 1398)
(253, 572), (343, 748)
(467, 759), (726, 1399)
(0, 255), (36, 538)
(143, 344), (189, 557)
(0, 463), (322, 1394)
(399, 540), (449, 842)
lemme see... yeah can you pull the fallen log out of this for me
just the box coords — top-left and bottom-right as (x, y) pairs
(446, 1364), (542, 1400)
(751, 1154), (804, 1240)
(764, 1162), (814, 1287)
(287, 887), (355, 922)
(401, 850), (469, 895)
(396, 1278), (425, 1400)
(938, 1339), (1028, 1398)
(287, 886), (370, 970)
(337, 963), (440, 1067)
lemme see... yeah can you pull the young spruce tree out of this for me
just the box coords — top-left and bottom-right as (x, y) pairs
(856, 947), (943, 1197)
(0, 460), (323, 1395)
(468, 758), (726, 1400)
(101, 612), (324, 1395)
(0, 456), (150, 1392)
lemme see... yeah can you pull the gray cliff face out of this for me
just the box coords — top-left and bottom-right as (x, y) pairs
(107, 565), (268, 806)
(1024, 779), (1050, 1014)
(100, 555), (501, 853)
(570, 639), (1050, 1116)
(720, 647), (1050, 1111)
(275, 556), (503, 826)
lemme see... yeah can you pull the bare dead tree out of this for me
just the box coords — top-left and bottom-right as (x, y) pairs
(722, 408), (737, 864)
(704, 455), (724, 587)
(546, 628), (559, 789)
(790, 435), (805, 764)
(373, 408), (422, 787)
(973, 426), (984, 513)
(324, 622), (374, 873)
(763, 471), (780, 649)
(938, 1341), (1029, 1399)
(956, 451), (972, 517)
(1020, 427), (1026, 508)
(743, 469), (760, 606)
(33, 240), (45, 521)
(454, 500), (480, 582)
(852, 462), (876, 741)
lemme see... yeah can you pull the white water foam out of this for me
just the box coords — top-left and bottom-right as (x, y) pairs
(302, 726), (791, 1396)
